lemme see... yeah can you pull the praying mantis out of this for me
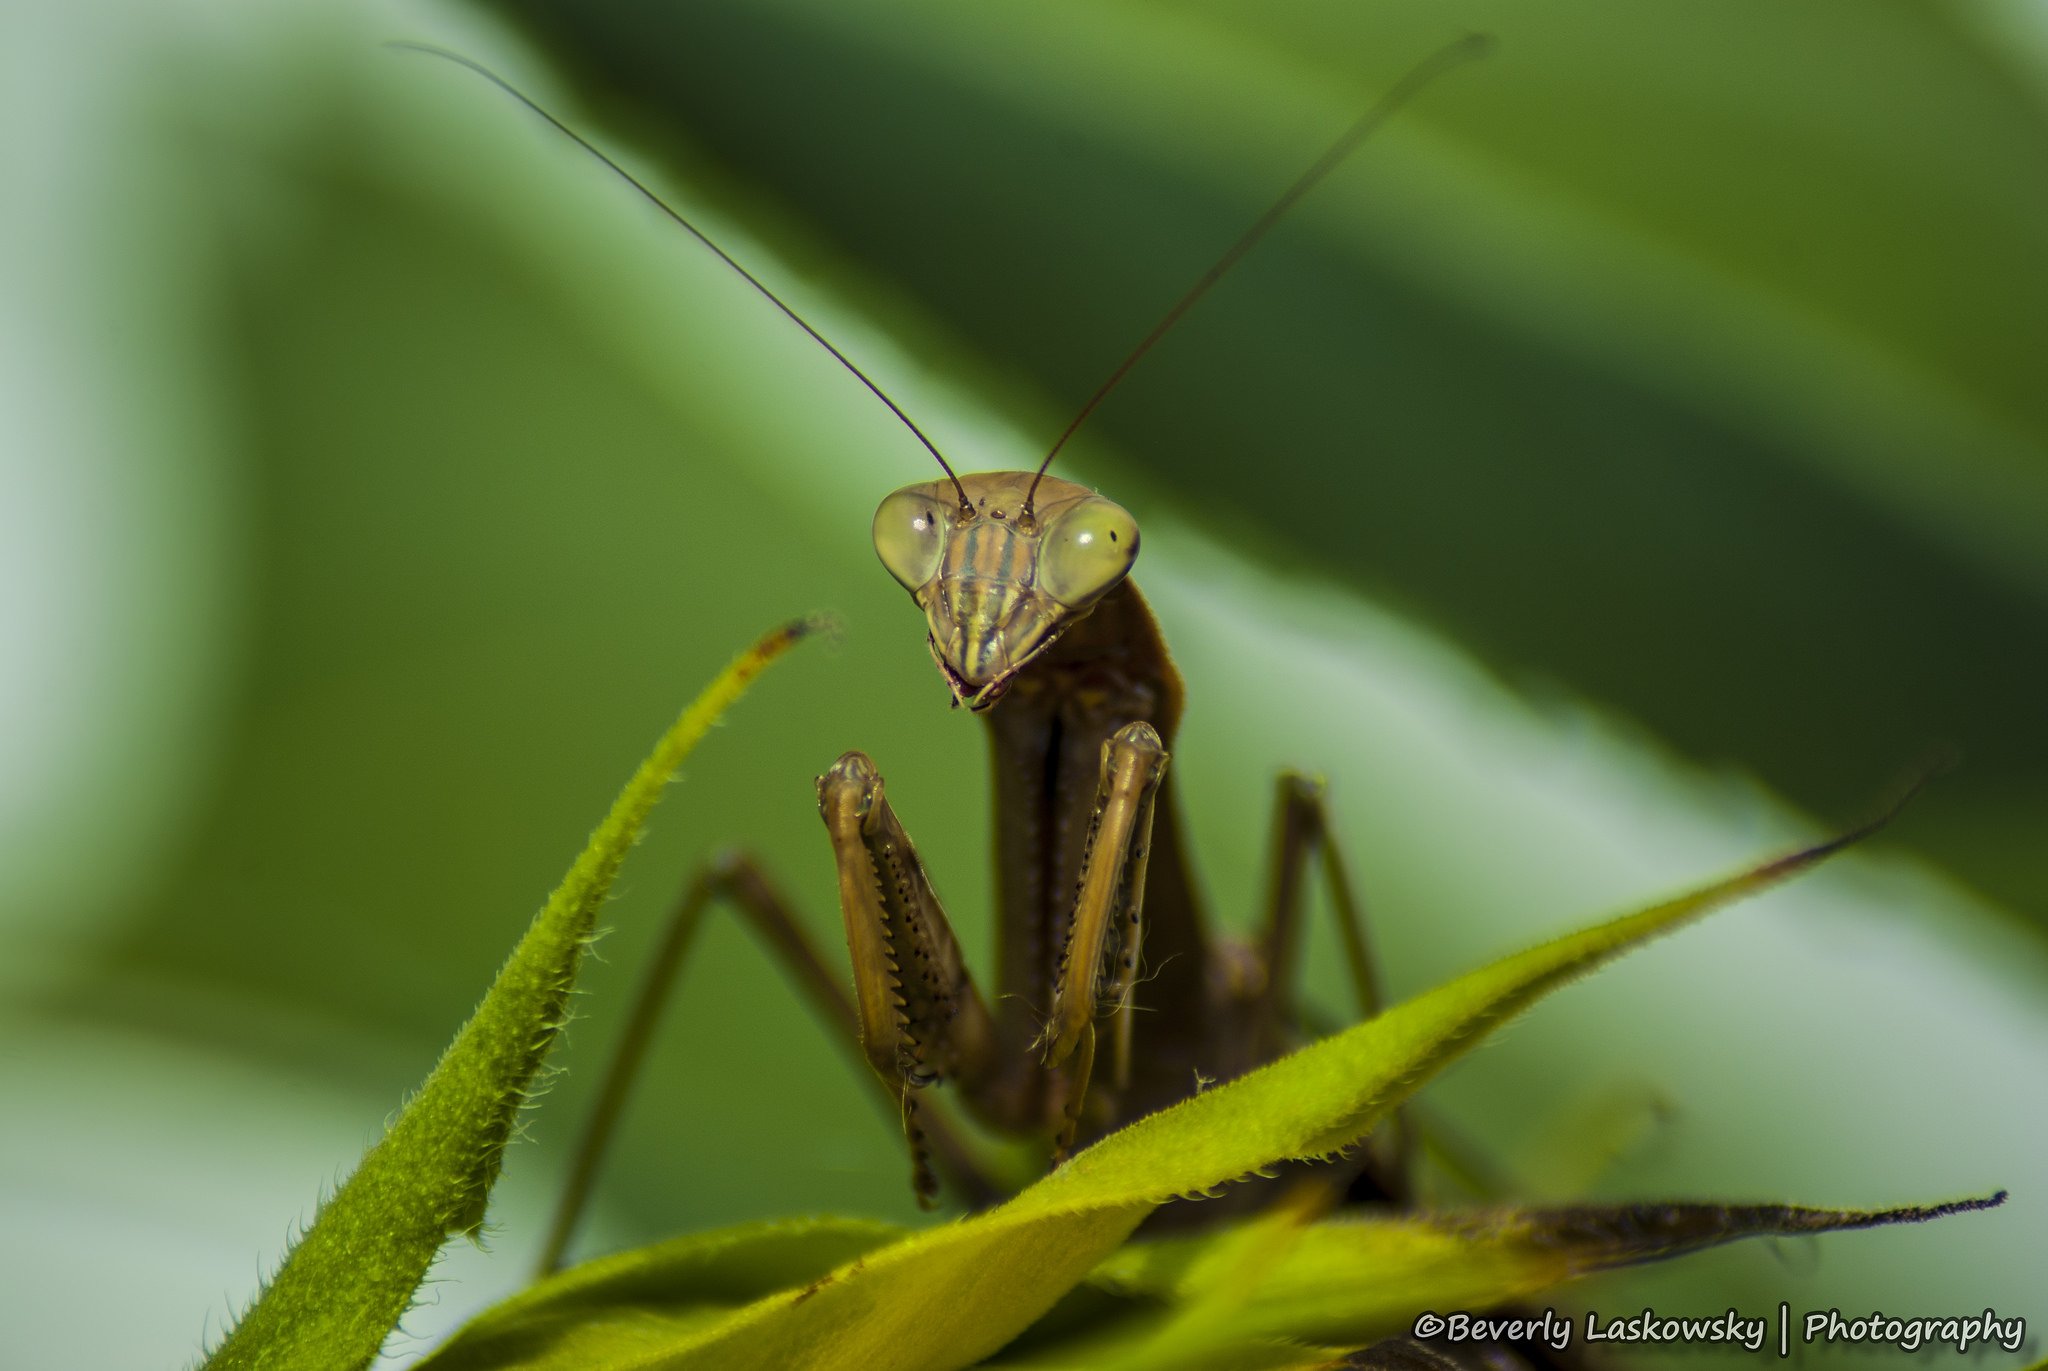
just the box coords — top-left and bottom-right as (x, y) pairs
(390, 38), (2005, 1360)
(373, 39), (1497, 1269)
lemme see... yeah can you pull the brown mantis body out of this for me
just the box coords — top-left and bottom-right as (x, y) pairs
(827, 467), (1380, 1198)
(411, 38), (1497, 1269)
(573, 472), (1384, 1224)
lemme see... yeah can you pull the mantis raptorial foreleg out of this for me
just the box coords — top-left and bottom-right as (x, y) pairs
(817, 751), (1020, 1195)
(1047, 726), (1172, 1063)
(1040, 721), (1169, 1151)
(820, 722), (1173, 1170)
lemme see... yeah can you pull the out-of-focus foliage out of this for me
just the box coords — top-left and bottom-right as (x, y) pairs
(487, 0), (2048, 918)
(2, 0), (2042, 1367)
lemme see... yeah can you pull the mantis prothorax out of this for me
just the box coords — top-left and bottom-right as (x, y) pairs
(392, 35), (1492, 1270)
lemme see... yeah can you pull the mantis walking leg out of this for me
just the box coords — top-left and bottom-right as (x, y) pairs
(535, 849), (1001, 1274)
(1253, 775), (1382, 1025)
(1247, 773), (1413, 1202)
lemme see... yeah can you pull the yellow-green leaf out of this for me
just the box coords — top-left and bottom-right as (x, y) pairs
(423, 1217), (905, 1371)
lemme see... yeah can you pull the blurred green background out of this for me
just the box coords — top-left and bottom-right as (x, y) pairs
(3, 0), (2044, 1366)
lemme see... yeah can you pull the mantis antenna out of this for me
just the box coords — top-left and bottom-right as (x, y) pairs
(1020, 32), (1494, 521)
(395, 36), (1489, 521)
(389, 41), (976, 516)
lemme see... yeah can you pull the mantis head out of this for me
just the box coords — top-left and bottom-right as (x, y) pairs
(873, 471), (1139, 711)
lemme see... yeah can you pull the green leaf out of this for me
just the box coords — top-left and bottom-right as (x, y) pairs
(1089, 1193), (2011, 1352)
(425, 820), (1879, 1370)
(200, 622), (818, 1371)
(984, 1193), (2005, 1370)
(421, 1217), (906, 1371)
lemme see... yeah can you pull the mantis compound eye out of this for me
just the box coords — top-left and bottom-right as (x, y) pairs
(1038, 496), (1139, 609)
(872, 487), (949, 593)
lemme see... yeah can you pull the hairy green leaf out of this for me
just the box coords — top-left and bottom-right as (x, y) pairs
(200, 622), (817, 1371)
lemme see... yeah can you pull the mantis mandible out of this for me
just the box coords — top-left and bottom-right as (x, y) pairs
(394, 37), (1492, 1270)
